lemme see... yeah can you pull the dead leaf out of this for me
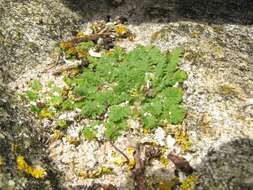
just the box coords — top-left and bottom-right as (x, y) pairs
(167, 153), (194, 175)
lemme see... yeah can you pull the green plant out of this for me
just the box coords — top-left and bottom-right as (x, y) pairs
(31, 80), (42, 91)
(24, 81), (64, 117)
(71, 45), (187, 139)
(83, 121), (100, 140)
(25, 45), (187, 140)
(83, 127), (97, 140)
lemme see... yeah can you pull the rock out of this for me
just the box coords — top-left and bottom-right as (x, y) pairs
(1, 0), (253, 189)
(166, 135), (176, 148)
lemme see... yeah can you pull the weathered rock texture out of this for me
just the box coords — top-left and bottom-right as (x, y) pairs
(0, 0), (253, 189)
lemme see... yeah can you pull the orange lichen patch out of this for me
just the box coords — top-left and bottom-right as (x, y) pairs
(16, 156), (46, 179)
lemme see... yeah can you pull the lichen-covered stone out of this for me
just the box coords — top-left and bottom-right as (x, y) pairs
(1, 0), (253, 189)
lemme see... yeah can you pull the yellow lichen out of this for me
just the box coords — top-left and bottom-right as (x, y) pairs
(111, 156), (125, 166)
(52, 130), (64, 140)
(126, 147), (135, 155)
(159, 156), (170, 167)
(66, 136), (80, 146)
(60, 41), (79, 58)
(60, 41), (74, 51)
(16, 156), (46, 179)
(128, 159), (136, 170)
(115, 24), (128, 37)
(110, 147), (136, 169)
(212, 26), (224, 34)
(126, 147), (136, 169)
(175, 130), (191, 152)
(78, 170), (89, 178)
(91, 166), (113, 178)
(39, 109), (54, 119)
(143, 128), (150, 135)
(78, 166), (113, 179)
(179, 174), (199, 190)
(76, 32), (85, 37)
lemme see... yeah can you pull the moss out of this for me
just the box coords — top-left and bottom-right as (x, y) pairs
(175, 130), (191, 152)
(179, 174), (198, 190)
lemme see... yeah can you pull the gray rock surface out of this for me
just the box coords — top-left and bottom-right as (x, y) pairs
(0, 0), (253, 189)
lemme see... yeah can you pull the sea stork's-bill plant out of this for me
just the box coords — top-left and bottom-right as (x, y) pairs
(25, 45), (187, 140)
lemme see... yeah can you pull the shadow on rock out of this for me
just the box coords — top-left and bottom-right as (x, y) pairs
(62, 0), (253, 25)
(196, 138), (253, 190)
(0, 85), (65, 189)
